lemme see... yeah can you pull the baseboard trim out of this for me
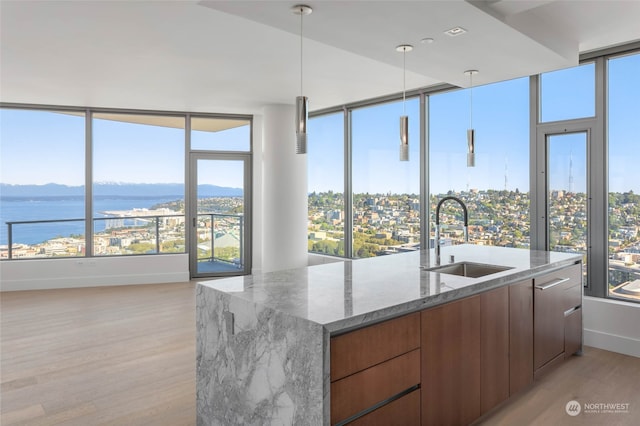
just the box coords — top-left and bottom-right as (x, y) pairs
(583, 328), (640, 358)
(0, 272), (189, 291)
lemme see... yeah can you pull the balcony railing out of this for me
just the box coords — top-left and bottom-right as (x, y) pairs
(3, 213), (245, 266)
(196, 213), (244, 270)
(3, 214), (184, 260)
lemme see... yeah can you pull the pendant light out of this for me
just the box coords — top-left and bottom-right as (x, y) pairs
(396, 44), (413, 161)
(292, 5), (312, 154)
(465, 69), (478, 167)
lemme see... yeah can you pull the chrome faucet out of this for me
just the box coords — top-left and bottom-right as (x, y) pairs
(435, 196), (469, 265)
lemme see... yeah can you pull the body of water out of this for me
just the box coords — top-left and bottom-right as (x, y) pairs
(0, 196), (182, 245)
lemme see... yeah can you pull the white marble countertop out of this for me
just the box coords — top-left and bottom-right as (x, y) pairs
(198, 245), (581, 334)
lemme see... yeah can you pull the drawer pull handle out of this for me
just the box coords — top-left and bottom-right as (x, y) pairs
(564, 306), (581, 317)
(334, 384), (420, 426)
(535, 277), (570, 291)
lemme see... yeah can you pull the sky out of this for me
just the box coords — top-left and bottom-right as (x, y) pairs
(428, 76), (530, 194)
(1, 54), (638, 194)
(0, 110), (250, 189)
(309, 54), (639, 194)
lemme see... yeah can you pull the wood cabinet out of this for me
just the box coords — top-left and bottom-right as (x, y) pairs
(564, 306), (582, 358)
(421, 287), (510, 424)
(348, 388), (420, 426)
(330, 262), (582, 425)
(421, 295), (482, 426)
(534, 263), (582, 374)
(330, 312), (421, 425)
(563, 265), (583, 359)
(509, 279), (534, 395)
(330, 312), (420, 381)
(481, 286), (510, 414)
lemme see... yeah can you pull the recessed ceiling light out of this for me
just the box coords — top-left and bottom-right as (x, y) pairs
(420, 37), (435, 44)
(444, 27), (467, 36)
(395, 44), (413, 52)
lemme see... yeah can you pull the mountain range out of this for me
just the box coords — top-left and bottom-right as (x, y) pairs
(0, 183), (243, 197)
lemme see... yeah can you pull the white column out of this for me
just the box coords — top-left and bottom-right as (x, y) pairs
(261, 104), (308, 273)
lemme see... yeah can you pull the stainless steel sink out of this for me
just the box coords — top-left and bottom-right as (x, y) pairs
(423, 261), (513, 278)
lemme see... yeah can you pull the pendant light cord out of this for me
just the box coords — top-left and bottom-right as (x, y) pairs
(469, 72), (473, 128)
(403, 48), (406, 114)
(300, 8), (303, 96)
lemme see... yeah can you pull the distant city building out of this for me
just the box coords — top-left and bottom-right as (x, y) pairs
(309, 231), (327, 241)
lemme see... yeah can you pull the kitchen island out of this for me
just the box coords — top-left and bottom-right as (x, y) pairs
(196, 245), (582, 425)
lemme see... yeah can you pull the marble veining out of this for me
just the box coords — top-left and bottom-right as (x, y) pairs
(199, 245), (580, 334)
(197, 285), (328, 425)
(197, 245), (581, 424)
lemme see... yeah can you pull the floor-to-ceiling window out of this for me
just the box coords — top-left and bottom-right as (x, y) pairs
(0, 108), (86, 259)
(607, 52), (640, 302)
(351, 98), (420, 258)
(429, 77), (530, 249)
(1, 105), (252, 279)
(92, 113), (186, 256)
(308, 112), (345, 256)
(305, 46), (638, 305)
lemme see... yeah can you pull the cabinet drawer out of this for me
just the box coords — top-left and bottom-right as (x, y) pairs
(330, 312), (420, 381)
(564, 306), (582, 358)
(534, 263), (582, 310)
(562, 264), (583, 310)
(330, 349), (420, 425)
(348, 388), (420, 426)
(534, 262), (583, 370)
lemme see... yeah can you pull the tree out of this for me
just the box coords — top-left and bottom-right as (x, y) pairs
(128, 242), (155, 254)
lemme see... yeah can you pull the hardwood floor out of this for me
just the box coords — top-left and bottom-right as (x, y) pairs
(1, 283), (196, 426)
(2, 282), (639, 425)
(477, 346), (640, 426)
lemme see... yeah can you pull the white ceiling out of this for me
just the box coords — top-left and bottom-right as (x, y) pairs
(1, 0), (639, 114)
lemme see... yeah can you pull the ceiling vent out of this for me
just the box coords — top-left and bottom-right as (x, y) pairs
(444, 26), (467, 36)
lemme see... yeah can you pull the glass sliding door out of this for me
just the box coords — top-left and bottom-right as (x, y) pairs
(189, 153), (250, 277)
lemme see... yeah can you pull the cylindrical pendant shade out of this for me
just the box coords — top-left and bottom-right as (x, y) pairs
(467, 128), (475, 167)
(399, 144), (409, 162)
(399, 115), (409, 161)
(296, 95), (308, 154)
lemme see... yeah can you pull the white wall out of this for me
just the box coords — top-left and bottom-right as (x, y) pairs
(260, 104), (308, 273)
(583, 296), (640, 358)
(0, 254), (189, 291)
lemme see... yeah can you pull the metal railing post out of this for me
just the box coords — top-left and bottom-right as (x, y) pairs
(211, 214), (215, 262)
(239, 216), (244, 269)
(155, 216), (160, 253)
(8, 223), (13, 259)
